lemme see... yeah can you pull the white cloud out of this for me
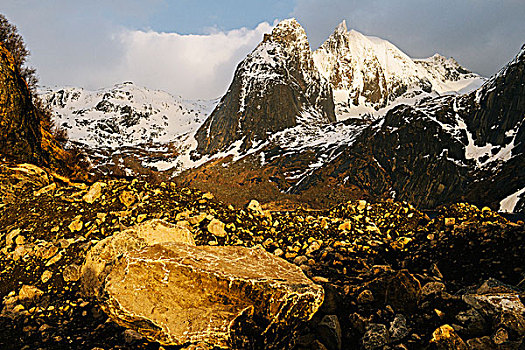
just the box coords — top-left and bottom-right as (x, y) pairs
(117, 22), (274, 99)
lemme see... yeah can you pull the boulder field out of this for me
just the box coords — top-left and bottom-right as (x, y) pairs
(0, 162), (524, 349)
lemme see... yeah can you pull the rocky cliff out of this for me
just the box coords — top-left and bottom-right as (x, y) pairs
(0, 43), (42, 163)
(194, 19), (335, 156)
(0, 43), (82, 177)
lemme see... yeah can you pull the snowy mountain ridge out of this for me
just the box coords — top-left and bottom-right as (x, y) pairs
(41, 82), (217, 149)
(313, 20), (485, 119)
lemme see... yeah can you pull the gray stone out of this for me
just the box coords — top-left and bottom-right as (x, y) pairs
(462, 293), (525, 317)
(207, 218), (227, 237)
(63, 264), (81, 282)
(430, 324), (467, 350)
(316, 315), (342, 350)
(361, 323), (389, 350)
(83, 182), (106, 204)
(455, 308), (486, 337)
(389, 314), (409, 342)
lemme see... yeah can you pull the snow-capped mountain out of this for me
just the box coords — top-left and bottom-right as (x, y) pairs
(313, 20), (484, 118)
(41, 82), (216, 149)
(180, 23), (524, 213)
(41, 82), (217, 175)
(194, 18), (335, 155)
(40, 18), (523, 213)
(272, 43), (525, 212)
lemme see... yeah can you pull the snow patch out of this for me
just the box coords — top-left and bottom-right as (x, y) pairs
(500, 187), (525, 213)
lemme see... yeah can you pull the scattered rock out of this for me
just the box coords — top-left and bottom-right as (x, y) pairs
(389, 314), (409, 342)
(119, 190), (136, 207)
(455, 308), (486, 337)
(357, 289), (374, 304)
(83, 182), (106, 204)
(14, 235), (25, 245)
(444, 218), (455, 226)
(357, 200), (367, 212)
(68, 215), (83, 232)
(306, 241), (321, 256)
(338, 221), (351, 231)
(493, 311), (525, 340)
(202, 192), (214, 200)
(421, 281), (446, 299)
(207, 218), (227, 237)
(247, 199), (265, 216)
(18, 285), (44, 304)
(465, 336), (497, 349)
(273, 248), (284, 257)
(361, 323), (389, 350)
(188, 212), (207, 225)
(294, 255), (308, 266)
(385, 270), (421, 313)
(41, 270), (53, 283)
(430, 324), (467, 350)
(462, 293), (525, 317)
(63, 264), (81, 282)
(34, 182), (56, 197)
(122, 329), (144, 344)
(492, 327), (508, 345)
(5, 228), (20, 246)
(45, 251), (63, 266)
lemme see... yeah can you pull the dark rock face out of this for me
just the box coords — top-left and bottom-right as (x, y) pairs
(195, 19), (335, 155)
(293, 44), (525, 211)
(101, 243), (324, 348)
(0, 43), (42, 163)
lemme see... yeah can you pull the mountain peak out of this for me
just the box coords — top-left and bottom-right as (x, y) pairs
(194, 18), (335, 155)
(263, 18), (310, 51)
(335, 20), (348, 34)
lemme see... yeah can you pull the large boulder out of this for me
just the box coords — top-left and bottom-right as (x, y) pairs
(81, 219), (194, 296)
(100, 243), (324, 348)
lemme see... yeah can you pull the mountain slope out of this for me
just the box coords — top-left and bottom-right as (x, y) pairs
(313, 20), (484, 118)
(295, 44), (525, 211)
(41, 82), (216, 176)
(194, 18), (335, 156)
(177, 44), (524, 212)
(41, 82), (215, 149)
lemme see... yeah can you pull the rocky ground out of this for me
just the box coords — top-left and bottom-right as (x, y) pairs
(1, 161), (524, 350)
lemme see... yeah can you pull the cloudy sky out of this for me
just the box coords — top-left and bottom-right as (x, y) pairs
(2, 0), (524, 99)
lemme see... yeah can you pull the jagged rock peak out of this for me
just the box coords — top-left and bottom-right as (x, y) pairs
(194, 18), (335, 155)
(263, 18), (309, 48)
(313, 21), (483, 114)
(336, 20), (348, 34)
(257, 18), (318, 84)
